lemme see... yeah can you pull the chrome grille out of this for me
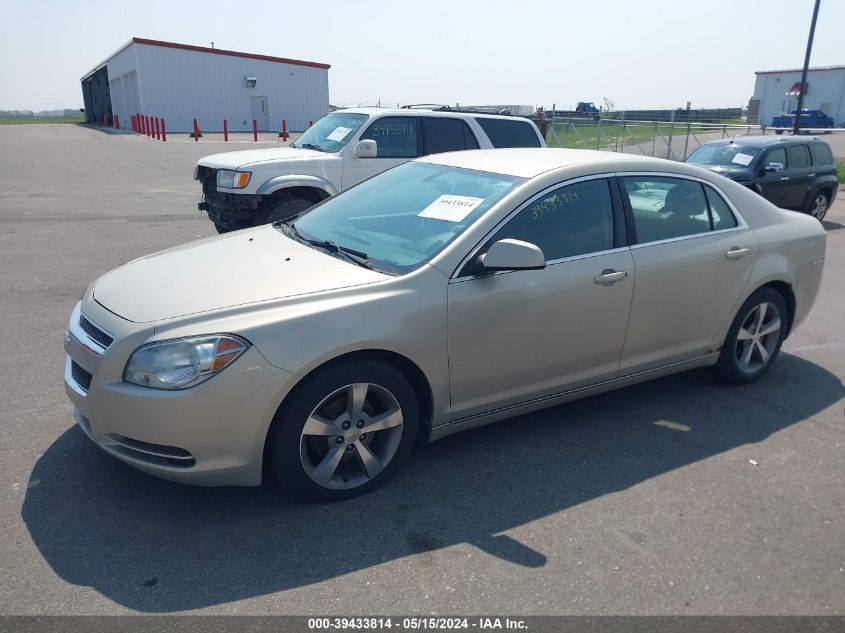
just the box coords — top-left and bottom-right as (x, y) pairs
(70, 360), (92, 392)
(79, 314), (114, 349)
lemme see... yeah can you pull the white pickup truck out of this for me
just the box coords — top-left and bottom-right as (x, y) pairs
(195, 107), (546, 232)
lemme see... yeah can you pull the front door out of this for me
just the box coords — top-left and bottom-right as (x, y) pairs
(342, 116), (419, 189)
(251, 96), (268, 131)
(756, 146), (792, 208)
(447, 177), (635, 420)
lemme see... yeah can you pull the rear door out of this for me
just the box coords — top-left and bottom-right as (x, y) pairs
(619, 175), (758, 373)
(342, 116), (420, 189)
(782, 144), (814, 209)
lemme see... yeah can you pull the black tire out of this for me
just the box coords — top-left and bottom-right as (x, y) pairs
(803, 189), (830, 222)
(262, 192), (319, 225)
(715, 287), (788, 384)
(266, 359), (419, 501)
(774, 129), (784, 135)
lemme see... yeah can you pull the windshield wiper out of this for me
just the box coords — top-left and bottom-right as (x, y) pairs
(282, 221), (375, 270)
(297, 143), (326, 152)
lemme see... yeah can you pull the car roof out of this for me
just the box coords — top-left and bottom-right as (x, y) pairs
(417, 148), (666, 178)
(335, 107), (530, 122)
(699, 135), (825, 148)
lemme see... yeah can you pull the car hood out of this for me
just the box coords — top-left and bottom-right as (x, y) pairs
(93, 226), (389, 322)
(197, 147), (325, 170)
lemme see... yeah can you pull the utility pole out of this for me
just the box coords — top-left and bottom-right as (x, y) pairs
(793, 0), (821, 135)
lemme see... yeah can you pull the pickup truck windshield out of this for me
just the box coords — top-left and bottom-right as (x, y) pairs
(286, 162), (524, 275)
(687, 144), (761, 167)
(291, 113), (368, 152)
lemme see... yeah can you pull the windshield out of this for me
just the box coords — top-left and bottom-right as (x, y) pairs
(285, 162), (524, 274)
(291, 113), (368, 152)
(687, 144), (761, 167)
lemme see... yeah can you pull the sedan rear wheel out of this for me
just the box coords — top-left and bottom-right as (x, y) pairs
(267, 359), (419, 501)
(716, 288), (787, 384)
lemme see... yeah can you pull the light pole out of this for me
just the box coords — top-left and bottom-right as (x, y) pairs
(793, 0), (821, 135)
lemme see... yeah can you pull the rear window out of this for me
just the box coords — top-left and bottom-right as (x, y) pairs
(422, 117), (480, 155)
(788, 145), (811, 169)
(474, 117), (541, 148)
(810, 142), (833, 166)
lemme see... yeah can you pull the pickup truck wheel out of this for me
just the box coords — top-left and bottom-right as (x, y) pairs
(263, 193), (319, 225)
(805, 190), (830, 221)
(774, 129), (784, 135)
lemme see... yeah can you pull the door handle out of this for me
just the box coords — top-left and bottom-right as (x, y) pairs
(594, 269), (628, 285)
(808, 173), (816, 177)
(780, 176), (790, 181)
(725, 247), (750, 260)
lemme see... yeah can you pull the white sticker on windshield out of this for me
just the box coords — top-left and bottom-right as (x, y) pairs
(732, 153), (754, 166)
(418, 195), (485, 222)
(326, 126), (353, 142)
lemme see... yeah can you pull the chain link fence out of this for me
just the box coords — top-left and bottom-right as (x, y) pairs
(543, 116), (821, 161)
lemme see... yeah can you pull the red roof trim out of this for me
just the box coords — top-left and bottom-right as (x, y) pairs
(131, 37), (331, 70)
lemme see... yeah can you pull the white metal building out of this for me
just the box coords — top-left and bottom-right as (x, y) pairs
(81, 37), (330, 133)
(749, 65), (845, 126)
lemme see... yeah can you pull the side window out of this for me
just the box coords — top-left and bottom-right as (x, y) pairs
(422, 118), (479, 155)
(788, 145), (810, 168)
(810, 142), (833, 165)
(490, 178), (614, 262)
(763, 147), (787, 169)
(359, 117), (418, 158)
(703, 185), (738, 230)
(622, 176), (710, 243)
(474, 117), (541, 148)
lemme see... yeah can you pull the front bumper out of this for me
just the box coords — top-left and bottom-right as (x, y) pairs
(63, 302), (299, 486)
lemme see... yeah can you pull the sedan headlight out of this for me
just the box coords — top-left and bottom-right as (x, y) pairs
(216, 169), (251, 189)
(124, 335), (249, 390)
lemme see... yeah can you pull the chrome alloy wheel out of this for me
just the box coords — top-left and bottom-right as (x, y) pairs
(810, 193), (828, 221)
(735, 302), (782, 374)
(299, 383), (404, 490)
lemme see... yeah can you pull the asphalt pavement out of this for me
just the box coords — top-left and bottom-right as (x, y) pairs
(0, 124), (843, 615)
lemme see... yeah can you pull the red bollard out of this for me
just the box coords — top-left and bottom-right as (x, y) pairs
(252, 119), (258, 142)
(160, 118), (167, 142)
(143, 116), (148, 136)
(223, 119), (228, 142)
(154, 117), (161, 140)
(130, 115), (135, 131)
(193, 118), (199, 141)
(114, 114), (120, 130)
(282, 119), (288, 142)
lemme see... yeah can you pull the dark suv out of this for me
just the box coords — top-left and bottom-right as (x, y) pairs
(686, 135), (838, 221)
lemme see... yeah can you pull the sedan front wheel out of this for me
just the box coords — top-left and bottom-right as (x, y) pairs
(267, 359), (419, 501)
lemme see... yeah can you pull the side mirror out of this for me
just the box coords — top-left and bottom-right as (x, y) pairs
(764, 162), (784, 173)
(479, 239), (546, 272)
(352, 140), (377, 158)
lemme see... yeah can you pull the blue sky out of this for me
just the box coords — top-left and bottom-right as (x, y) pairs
(1, 0), (842, 111)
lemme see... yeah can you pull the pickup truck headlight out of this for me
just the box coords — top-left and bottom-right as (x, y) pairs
(124, 335), (249, 390)
(217, 170), (251, 189)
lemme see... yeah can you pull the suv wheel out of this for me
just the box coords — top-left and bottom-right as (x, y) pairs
(263, 193), (319, 225)
(805, 190), (830, 222)
(266, 359), (419, 501)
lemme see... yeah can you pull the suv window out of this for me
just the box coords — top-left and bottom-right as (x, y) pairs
(360, 117), (418, 158)
(489, 178), (614, 261)
(763, 147), (787, 169)
(474, 117), (541, 148)
(623, 177), (711, 243)
(788, 145), (811, 168)
(810, 142), (833, 165)
(422, 118), (479, 155)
